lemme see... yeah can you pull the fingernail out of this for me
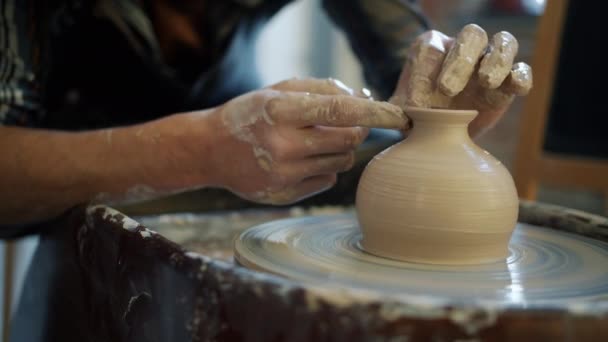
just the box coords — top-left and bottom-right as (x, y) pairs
(330, 78), (355, 96)
(360, 87), (373, 99)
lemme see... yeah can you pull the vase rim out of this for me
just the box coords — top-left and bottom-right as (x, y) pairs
(404, 106), (478, 124)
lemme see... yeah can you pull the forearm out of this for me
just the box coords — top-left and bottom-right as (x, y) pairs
(0, 111), (218, 225)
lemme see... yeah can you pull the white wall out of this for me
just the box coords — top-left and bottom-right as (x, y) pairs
(1, 236), (38, 341)
(255, 0), (364, 90)
(255, 1), (315, 86)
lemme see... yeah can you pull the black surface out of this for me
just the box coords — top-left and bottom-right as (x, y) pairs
(543, 0), (608, 159)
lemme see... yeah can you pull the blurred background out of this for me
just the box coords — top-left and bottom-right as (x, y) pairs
(2, 0), (607, 339)
(255, 0), (605, 215)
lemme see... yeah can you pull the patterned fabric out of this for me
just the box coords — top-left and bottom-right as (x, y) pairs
(0, 0), (41, 125)
(0, 0), (429, 128)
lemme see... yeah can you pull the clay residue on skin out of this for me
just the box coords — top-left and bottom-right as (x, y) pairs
(261, 109), (275, 125)
(404, 31), (449, 108)
(271, 93), (406, 128)
(253, 146), (273, 172)
(367, 101), (409, 127)
(92, 184), (163, 206)
(438, 24), (488, 96)
(249, 187), (297, 204)
(220, 94), (279, 180)
(221, 95), (268, 146)
(505, 62), (533, 95)
(478, 31), (519, 89)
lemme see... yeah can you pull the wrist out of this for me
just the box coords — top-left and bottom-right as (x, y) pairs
(168, 108), (228, 190)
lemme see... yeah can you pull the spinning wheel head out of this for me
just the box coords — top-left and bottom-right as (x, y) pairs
(235, 214), (608, 307)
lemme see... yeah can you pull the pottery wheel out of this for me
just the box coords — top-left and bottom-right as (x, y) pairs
(234, 214), (608, 307)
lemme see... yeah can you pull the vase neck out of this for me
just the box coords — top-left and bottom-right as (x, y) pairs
(405, 106), (478, 126)
(404, 107), (477, 142)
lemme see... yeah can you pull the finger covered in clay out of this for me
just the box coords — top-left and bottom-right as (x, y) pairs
(266, 93), (408, 129)
(478, 31), (519, 89)
(403, 30), (452, 108)
(438, 24), (488, 96)
(501, 62), (533, 96)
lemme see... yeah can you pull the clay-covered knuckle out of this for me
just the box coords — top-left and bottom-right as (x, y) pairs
(267, 139), (292, 162)
(414, 40), (447, 68)
(438, 24), (488, 96)
(407, 45), (447, 107)
(478, 31), (519, 89)
(405, 70), (434, 107)
(410, 30), (451, 68)
(405, 77), (433, 107)
(263, 93), (289, 123)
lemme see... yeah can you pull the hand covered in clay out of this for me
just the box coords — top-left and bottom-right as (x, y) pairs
(391, 24), (533, 137)
(210, 78), (408, 204)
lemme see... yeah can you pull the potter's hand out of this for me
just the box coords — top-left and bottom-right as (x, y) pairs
(391, 24), (533, 137)
(210, 78), (407, 205)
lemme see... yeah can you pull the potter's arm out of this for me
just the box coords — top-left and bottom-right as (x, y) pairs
(322, 0), (430, 99)
(0, 79), (408, 229)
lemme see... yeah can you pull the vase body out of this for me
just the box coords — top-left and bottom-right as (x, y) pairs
(356, 107), (518, 265)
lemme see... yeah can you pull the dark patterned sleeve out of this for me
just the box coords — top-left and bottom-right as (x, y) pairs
(322, 0), (430, 99)
(0, 0), (42, 126)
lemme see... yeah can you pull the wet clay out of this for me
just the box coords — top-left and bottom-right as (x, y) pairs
(356, 106), (518, 264)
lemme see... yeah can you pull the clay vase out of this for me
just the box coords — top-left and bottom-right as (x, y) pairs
(356, 106), (518, 265)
